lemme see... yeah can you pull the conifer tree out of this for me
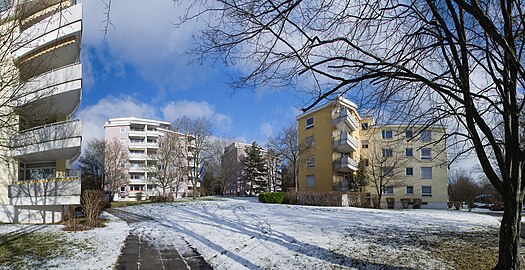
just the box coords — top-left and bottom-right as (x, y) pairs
(243, 142), (267, 195)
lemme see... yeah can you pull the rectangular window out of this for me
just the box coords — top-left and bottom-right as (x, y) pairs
(382, 148), (393, 157)
(406, 186), (414, 194)
(363, 158), (369, 166)
(421, 167), (433, 179)
(406, 130), (413, 140)
(361, 122), (369, 130)
(383, 186), (394, 195)
(421, 148), (432, 159)
(362, 140), (369, 149)
(306, 136), (315, 147)
(120, 127), (126, 133)
(406, 148), (413, 157)
(120, 186), (126, 192)
(306, 175), (315, 188)
(422, 186), (432, 196)
(382, 130), (393, 139)
(406, 167), (413, 176)
(382, 167), (394, 177)
(306, 156), (315, 168)
(421, 130), (432, 142)
(306, 117), (314, 129)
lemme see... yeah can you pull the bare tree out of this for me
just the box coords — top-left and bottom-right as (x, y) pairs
(449, 169), (481, 210)
(267, 123), (308, 191)
(205, 137), (235, 195)
(173, 117), (212, 199)
(176, 0), (525, 267)
(104, 138), (128, 201)
(79, 138), (106, 191)
(265, 149), (281, 192)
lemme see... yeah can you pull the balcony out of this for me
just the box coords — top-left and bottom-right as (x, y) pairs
(333, 132), (358, 153)
(332, 109), (358, 132)
(17, 0), (75, 31)
(11, 120), (81, 162)
(128, 166), (146, 173)
(129, 153), (147, 160)
(333, 156), (358, 173)
(12, 63), (82, 118)
(8, 177), (80, 206)
(13, 4), (82, 79)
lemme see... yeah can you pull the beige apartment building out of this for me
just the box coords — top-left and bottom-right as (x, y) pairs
(0, 0), (83, 223)
(104, 117), (198, 201)
(297, 97), (448, 208)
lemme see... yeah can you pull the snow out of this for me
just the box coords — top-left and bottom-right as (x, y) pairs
(119, 197), (501, 269)
(0, 212), (128, 270)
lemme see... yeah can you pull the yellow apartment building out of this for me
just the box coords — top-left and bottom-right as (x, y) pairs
(297, 97), (448, 208)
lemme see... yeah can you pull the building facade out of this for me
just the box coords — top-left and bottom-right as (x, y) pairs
(104, 117), (197, 201)
(297, 97), (448, 208)
(0, 0), (83, 223)
(222, 142), (281, 195)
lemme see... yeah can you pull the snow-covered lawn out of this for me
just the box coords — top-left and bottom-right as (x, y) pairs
(120, 197), (503, 270)
(0, 213), (128, 270)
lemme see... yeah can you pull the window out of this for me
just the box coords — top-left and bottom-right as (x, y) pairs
(421, 130), (432, 142)
(382, 130), (393, 139)
(120, 186), (126, 192)
(406, 148), (413, 157)
(306, 136), (315, 147)
(306, 156), (315, 168)
(383, 186), (394, 195)
(363, 158), (369, 166)
(405, 130), (413, 140)
(306, 117), (314, 129)
(406, 167), (414, 176)
(406, 186), (414, 194)
(362, 140), (369, 149)
(382, 148), (393, 157)
(421, 148), (432, 159)
(120, 127), (126, 133)
(422, 186), (432, 196)
(306, 175), (315, 188)
(361, 122), (369, 130)
(421, 167), (433, 179)
(382, 167), (394, 177)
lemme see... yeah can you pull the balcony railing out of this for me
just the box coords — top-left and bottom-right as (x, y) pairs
(8, 177), (81, 206)
(333, 156), (358, 173)
(332, 109), (358, 131)
(332, 132), (358, 153)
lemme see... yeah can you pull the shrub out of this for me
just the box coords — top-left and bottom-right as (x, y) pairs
(136, 192), (143, 201)
(258, 192), (285, 204)
(151, 194), (174, 202)
(283, 191), (299, 204)
(413, 198), (422, 209)
(454, 201), (461, 210)
(81, 190), (105, 228)
(400, 198), (411, 209)
(347, 192), (371, 207)
(386, 197), (395, 209)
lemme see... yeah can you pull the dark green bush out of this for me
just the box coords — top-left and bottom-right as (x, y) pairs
(258, 192), (285, 204)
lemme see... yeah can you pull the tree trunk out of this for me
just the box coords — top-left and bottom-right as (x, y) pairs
(495, 187), (523, 270)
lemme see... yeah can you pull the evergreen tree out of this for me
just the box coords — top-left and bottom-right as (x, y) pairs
(243, 142), (268, 195)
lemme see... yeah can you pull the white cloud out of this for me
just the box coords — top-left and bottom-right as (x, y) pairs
(76, 95), (159, 148)
(161, 100), (215, 121)
(214, 113), (233, 133)
(259, 122), (273, 139)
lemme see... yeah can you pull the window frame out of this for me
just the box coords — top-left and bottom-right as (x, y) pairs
(421, 167), (433, 179)
(306, 117), (314, 129)
(405, 130), (413, 140)
(383, 186), (394, 195)
(406, 167), (414, 176)
(382, 130), (393, 139)
(406, 148), (413, 157)
(362, 140), (369, 149)
(421, 130), (432, 142)
(306, 175), (315, 188)
(306, 136), (315, 147)
(306, 156), (315, 168)
(361, 122), (369, 130)
(382, 148), (393, 157)
(406, 186), (414, 195)
(421, 148), (432, 160)
(422, 186), (432, 196)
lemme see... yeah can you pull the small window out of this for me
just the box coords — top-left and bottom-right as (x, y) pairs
(120, 127), (126, 133)
(382, 130), (393, 139)
(306, 175), (315, 188)
(406, 167), (414, 176)
(306, 156), (315, 168)
(383, 186), (394, 195)
(421, 130), (432, 142)
(421, 148), (431, 159)
(406, 148), (413, 157)
(382, 148), (393, 157)
(306, 117), (314, 129)
(422, 186), (432, 196)
(362, 140), (369, 149)
(406, 186), (414, 194)
(421, 167), (432, 179)
(306, 136), (315, 147)
(120, 186), (126, 192)
(361, 122), (369, 130)
(382, 167), (394, 177)
(406, 130), (413, 140)
(363, 158), (369, 167)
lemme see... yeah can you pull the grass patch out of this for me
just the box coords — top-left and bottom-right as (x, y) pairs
(0, 231), (85, 269)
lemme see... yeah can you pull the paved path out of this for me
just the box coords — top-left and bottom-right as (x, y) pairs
(107, 209), (213, 270)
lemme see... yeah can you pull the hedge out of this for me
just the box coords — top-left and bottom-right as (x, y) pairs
(283, 191), (370, 207)
(258, 192), (286, 204)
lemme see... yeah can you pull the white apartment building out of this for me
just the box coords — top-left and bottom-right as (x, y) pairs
(0, 0), (83, 223)
(104, 117), (198, 201)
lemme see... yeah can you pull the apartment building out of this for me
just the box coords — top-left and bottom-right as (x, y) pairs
(222, 142), (281, 195)
(0, 0), (83, 223)
(104, 117), (198, 201)
(297, 97), (448, 208)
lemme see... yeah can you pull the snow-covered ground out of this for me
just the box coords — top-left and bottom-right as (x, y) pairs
(120, 197), (502, 270)
(0, 212), (128, 270)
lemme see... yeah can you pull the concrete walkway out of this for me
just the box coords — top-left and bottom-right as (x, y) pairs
(107, 208), (213, 270)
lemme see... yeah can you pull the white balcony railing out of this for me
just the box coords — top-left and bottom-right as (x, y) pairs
(333, 156), (358, 173)
(8, 177), (81, 206)
(332, 132), (358, 153)
(332, 108), (358, 131)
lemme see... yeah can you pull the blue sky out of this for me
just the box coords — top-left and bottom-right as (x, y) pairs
(77, 0), (304, 145)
